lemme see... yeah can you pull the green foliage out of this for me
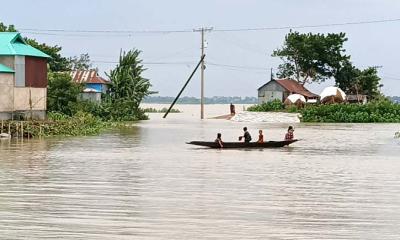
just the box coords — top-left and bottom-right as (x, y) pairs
(273, 31), (349, 85)
(105, 49), (152, 121)
(46, 111), (106, 136)
(335, 62), (382, 100)
(143, 107), (181, 113)
(25, 38), (70, 72)
(47, 72), (83, 115)
(68, 53), (92, 70)
(300, 100), (400, 123)
(0, 22), (16, 32)
(247, 99), (285, 112)
(395, 132), (400, 139)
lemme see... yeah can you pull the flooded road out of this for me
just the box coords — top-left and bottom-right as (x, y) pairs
(1, 111), (400, 239)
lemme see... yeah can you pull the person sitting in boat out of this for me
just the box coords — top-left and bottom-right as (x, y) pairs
(215, 133), (224, 148)
(285, 126), (295, 141)
(257, 130), (264, 143)
(239, 127), (252, 143)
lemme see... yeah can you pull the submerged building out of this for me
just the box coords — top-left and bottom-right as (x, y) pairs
(70, 70), (109, 103)
(0, 32), (50, 120)
(258, 78), (319, 104)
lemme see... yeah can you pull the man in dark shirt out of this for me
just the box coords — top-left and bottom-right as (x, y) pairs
(239, 127), (252, 143)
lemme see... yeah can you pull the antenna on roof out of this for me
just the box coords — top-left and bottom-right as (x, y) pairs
(270, 68), (273, 80)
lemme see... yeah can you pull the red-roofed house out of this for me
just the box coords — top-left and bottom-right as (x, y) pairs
(258, 78), (319, 104)
(70, 70), (109, 102)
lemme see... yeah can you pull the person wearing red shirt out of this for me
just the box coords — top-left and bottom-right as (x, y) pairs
(285, 126), (295, 141)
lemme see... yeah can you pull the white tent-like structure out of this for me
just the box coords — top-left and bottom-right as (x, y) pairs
(320, 87), (346, 104)
(284, 94), (306, 107)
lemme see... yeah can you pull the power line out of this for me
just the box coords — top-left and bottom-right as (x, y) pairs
(92, 60), (196, 65)
(208, 62), (269, 71)
(214, 18), (400, 32)
(18, 17), (400, 36)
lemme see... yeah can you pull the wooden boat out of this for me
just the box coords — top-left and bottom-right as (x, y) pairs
(187, 139), (299, 149)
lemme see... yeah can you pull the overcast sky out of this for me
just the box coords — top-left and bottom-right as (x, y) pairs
(2, 0), (400, 97)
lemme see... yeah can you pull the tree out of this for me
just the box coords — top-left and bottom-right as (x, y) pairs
(25, 38), (71, 72)
(335, 62), (382, 100)
(103, 49), (152, 121)
(0, 22), (16, 32)
(0, 21), (70, 72)
(356, 67), (382, 99)
(273, 31), (349, 85)
(47, 72), (83, 115)
(335, 60), (360, 93)
(68, 53), (92, 70)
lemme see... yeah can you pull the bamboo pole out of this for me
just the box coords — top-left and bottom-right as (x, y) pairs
(21, 121), (24, 139)
(1, 120), (3, 134)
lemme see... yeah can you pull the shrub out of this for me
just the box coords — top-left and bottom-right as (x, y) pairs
(300, 99), (400, 123)
(247, 99), (285, 112)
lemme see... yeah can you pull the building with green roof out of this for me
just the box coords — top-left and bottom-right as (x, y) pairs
(0, 63), (14, 73)
(0, 32), (50, 120)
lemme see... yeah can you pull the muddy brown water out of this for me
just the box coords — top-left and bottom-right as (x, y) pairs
(1, 110), (400, 239)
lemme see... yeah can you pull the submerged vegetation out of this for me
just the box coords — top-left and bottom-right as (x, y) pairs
(246, 100), (285, 112)
(143, 107), (181, 113)
(300, 100), (400, 123)
(248, 99), (400, 123)
(0, 112), (109, 137)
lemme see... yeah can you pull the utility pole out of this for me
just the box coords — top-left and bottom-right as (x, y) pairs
(194, 27), (212, 119)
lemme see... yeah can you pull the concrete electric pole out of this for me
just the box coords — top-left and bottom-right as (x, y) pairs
(193, 27), (212, 119)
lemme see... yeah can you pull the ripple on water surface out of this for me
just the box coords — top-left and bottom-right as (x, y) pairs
(0, 121), (400, 239)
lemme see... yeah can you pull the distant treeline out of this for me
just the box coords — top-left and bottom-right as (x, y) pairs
(143, 96), (258, 104)
(391, 96), (400, 103)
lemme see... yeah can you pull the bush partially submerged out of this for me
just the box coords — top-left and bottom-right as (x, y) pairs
(247, 99), (285, 112)
(300, 100), (400, 123)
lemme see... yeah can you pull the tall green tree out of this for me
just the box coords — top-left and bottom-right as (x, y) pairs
(273, 31), (349, 85)
(356, 67), (382, 99)
(335, 60), (360, 93)
(335, 62), (382, 99)
(103, 49), (152, 121)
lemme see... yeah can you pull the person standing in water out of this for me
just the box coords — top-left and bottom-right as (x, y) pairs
(239, 127), (252, 143)
(215, 133), (224, 148)
(230, 103), (236, 115)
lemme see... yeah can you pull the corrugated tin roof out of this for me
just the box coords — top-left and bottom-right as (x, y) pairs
(258, 78), (319, 98)
(0, 63), (14, 73)
(0, 32), (50, 58)
(70, 70), (109, 84)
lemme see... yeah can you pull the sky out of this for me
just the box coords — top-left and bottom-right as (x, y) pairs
(2, 0), (400, 97)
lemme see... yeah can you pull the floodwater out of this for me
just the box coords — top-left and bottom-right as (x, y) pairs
(1, 105), (400, 239)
